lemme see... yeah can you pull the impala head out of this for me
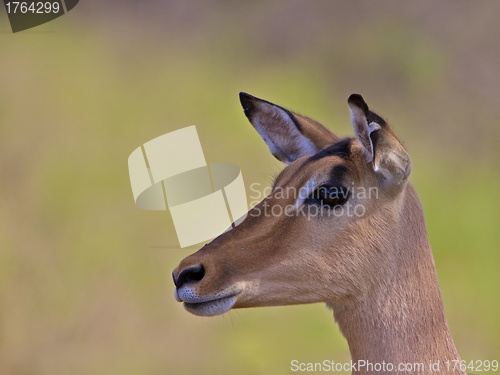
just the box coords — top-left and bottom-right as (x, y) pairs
(172, 92), (412, 317)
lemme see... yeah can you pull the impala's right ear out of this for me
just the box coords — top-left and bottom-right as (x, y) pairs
(239, 92), (339, 164)
(348, 94), (411, 192)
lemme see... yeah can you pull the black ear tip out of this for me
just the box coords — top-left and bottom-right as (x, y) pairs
(239, 91), (250, 103)
(347, 93), (363, 103)
(239, 92), (255, 117)
(347, 93), (369, 114)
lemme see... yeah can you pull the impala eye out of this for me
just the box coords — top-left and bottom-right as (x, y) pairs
(309, 186), (349, 208)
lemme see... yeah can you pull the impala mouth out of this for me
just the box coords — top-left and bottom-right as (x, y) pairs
(183, 294), (238, 316)
(175, 287), (240, 316)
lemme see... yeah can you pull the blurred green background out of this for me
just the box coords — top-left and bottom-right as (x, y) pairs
(0, 1), (499, 374)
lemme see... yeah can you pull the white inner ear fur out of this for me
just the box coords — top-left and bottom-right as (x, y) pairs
(349, 106), (372, 162)
(252, 119), (282, 158)
(368, 122), (401, 182)
(253, 108), (319, 164)
(367, 121), (381, 161)
(275, 109), (318, 158)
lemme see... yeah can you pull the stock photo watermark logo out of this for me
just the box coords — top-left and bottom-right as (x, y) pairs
(128, 126), (248, 248)
(2, 0), (79, 33)
(247, 183), (378, 220)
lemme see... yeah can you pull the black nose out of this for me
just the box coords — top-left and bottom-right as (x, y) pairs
(173, 264), (205, 288)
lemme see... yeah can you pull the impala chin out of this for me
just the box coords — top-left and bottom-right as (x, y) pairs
(184, 295), (238, 316)
(175, 285), (241, 316)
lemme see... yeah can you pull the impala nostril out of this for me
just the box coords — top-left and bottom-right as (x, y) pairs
(174, 264), (205, 288)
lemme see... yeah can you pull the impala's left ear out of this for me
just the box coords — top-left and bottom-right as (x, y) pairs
(348, 94), (411, 192)
(239, 92), (339, 164)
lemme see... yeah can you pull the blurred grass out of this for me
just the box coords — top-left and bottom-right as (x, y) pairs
(0, 2), (499, 374)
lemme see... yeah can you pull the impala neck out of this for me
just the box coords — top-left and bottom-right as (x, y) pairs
(330, 187), (464, 375)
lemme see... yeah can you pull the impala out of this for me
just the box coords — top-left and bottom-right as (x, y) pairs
(172, 92), (465, 374)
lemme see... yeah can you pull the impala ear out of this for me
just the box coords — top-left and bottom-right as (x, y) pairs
(239, 92), (339, 164)
(348, 94), (411, 192)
